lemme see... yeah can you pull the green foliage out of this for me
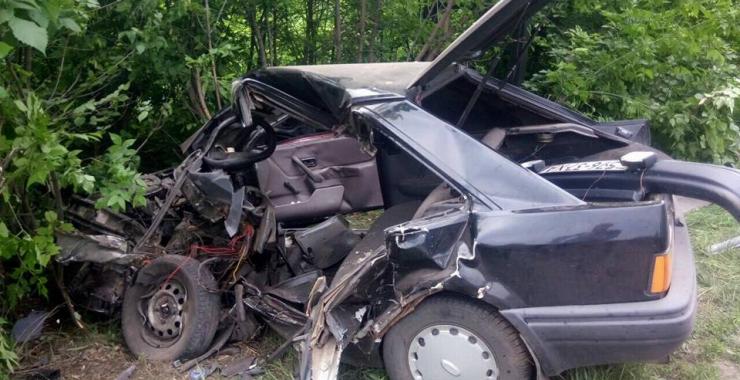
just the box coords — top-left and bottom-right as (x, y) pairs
(1, 0), (146, 323)
(0, 318), (18, 377)
(0, 0), (88, 55)
(527, 0), (740, 164)
(92, 133), (147, 211)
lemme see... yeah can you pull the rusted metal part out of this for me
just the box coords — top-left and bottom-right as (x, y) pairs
(65, 196), (147, 239)
(369, 289), (436, 338)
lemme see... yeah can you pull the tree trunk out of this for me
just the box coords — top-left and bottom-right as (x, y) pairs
(260, 9), (271, 65)
(304, 0), (316, 64)
(247, 6), (267, 67)
(24, 47), (32, 72)
(428, 0), (455, 58)
(270, 5), (278, 66)
(357, 0), (367, 62)
(416, 0), (455, 61)
(188, 68), (211, 121)
(368, 0), (383, 62)
(333, 0), (342, 62)
(204, 0), (222, 109)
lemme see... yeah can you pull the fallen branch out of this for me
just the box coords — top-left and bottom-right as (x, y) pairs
(52, 263), (85, 330)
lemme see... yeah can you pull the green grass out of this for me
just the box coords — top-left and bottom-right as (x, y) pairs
(262, 205), (740, 380)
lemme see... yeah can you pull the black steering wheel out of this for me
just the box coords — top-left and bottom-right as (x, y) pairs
(202, 118), (276, 171)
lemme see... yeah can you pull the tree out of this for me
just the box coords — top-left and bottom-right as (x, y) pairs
(333, 0), (342, 62)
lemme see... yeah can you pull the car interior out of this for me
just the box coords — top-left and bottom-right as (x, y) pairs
(419, 74), (632, 164)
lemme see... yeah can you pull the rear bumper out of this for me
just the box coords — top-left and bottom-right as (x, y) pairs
(501, 223), (697, 376)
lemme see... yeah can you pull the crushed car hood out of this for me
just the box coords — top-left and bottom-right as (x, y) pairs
(408, 0), (552, 90)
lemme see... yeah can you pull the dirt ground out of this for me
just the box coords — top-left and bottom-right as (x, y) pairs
(12, 326), (267, 380)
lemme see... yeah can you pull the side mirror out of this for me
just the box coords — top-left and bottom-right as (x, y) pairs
(231, 79), (253, 128)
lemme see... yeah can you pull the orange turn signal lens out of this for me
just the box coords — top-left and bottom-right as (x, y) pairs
(650, 253), (672, 294)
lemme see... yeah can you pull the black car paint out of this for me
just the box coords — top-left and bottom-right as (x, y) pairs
(468, 201), (670, 308)
(360, 99), (674, 307)
(502, 222), (696, 375)
(226, 65), (740, 378)
(544, 161), (740, 221)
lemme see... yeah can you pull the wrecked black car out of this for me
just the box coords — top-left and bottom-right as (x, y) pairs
(57, 1), (740, 379)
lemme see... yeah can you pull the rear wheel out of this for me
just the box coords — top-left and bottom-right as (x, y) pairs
(121, 255), (219, 361)
(382, 295), (533, 380)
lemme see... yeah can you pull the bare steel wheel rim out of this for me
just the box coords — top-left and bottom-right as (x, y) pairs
(408, 324), (498, 380)
(140, 279), (187, 347)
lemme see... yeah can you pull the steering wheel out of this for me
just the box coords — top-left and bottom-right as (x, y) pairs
(202, 118), (276, 171)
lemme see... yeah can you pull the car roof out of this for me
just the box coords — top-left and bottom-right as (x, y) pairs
(245, 64), (423, 125)
(273, 62), (430, 96)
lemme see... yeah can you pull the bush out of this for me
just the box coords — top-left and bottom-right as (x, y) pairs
(527, 0), (739, 164)
(0, 318), (17, 376)
(1, 2), (146, 314)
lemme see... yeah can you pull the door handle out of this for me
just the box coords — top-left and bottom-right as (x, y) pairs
(300, 157), (317, 168)
(292, 156), (323, 183)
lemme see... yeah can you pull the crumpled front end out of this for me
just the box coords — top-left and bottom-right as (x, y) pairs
(301, 201), (473, 379)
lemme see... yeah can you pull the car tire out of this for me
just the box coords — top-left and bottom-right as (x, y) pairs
(382, 294), (533, 380)
(121, 255), (220, 361)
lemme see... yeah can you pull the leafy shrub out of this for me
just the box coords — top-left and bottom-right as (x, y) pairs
(527, 0), (739, 164)
(1, 1), (146, 317)
(0, 318), (17, 377)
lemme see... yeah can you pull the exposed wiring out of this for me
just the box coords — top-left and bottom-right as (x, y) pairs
(581, 169), (608, 201)
(161, 224), (254, 287)
(230, 224), (255, 283)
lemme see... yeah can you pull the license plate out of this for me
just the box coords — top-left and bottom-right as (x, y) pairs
(540, 160), (627, 174)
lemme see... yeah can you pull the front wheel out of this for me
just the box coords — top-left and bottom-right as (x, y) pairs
(382, 295), (533, 380)
(121, 255), (220, 361)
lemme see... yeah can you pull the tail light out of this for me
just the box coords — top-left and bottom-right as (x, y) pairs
(649, 224), (674, 294)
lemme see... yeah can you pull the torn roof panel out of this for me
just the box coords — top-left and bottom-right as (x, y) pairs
(274, 62), (431, 95)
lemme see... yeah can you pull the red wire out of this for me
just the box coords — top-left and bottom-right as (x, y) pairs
(190, 224), (254, 256)
(161, 224), (254, 285)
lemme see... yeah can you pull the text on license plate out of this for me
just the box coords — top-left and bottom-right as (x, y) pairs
(540, 160), (627, 174)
